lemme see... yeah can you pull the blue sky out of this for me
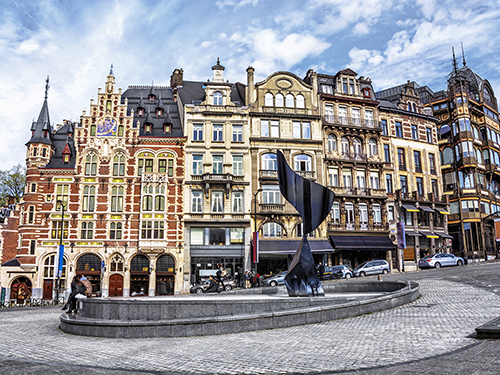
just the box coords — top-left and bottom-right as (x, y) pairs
(1, 0), (500, 170)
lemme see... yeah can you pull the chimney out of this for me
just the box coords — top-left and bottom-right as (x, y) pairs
(246, 66), (255, 105)
(170, 68), (184, 89)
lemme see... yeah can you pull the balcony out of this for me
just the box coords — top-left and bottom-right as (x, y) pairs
(329, 186), (387, 198)
(323, 115), (382, 130)
(341, 152), (368, 162)
(202, 173), (233, 183)
(296, 170), (316, 180)
(259, 203), (284, 213)
(259, 170), (278, 179)
(142, 173), (169, 183)
(328, 222), (389, 232)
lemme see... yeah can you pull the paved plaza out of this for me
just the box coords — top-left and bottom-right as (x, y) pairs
(1, 264), (500, 374)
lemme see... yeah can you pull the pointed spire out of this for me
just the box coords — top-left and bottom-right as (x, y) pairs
(109, 63), (114, 76)
(44, 75), (50, 100)
(26, 76), (54, 146)
(144, 107), (154, 125)
(452, 47), (458, 74)
(138, 93), (145, 110)
(461, 42), (466, 67)
(212, 57), (225, 71)
(149, 81), (156, 100)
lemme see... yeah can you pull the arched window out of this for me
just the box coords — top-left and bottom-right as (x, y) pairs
(156, 254), (175, 272)
(265, 93), (274, 106)
(43, 254), (67, 279)
(407, 102), (412, 111)
(294, 154), (312, 171)
(110, 254), (124, 272)
(113, 154), (125, 176)
(353, 138), (362, 156)
(131, 254), (150, 272)
(85, 153), (97, 176)
(328, 135), (337, 152)
(10, 277), (32, 302)
(213, 91), (223, 105)
(296, 95), (305, 108)
(439, 124), (451, 140)
(286, 94), (294, 107)
(275, 93), (284, 107)
(475, 147), (483, 163)
(155, 195), (165, 211)
(262, 222), (282, 238)
(143, 195), (153, 211)
(412, 103), (417, 113)
(442, 147), (454, 164)
(261, 153), (277, 170)
(473, 127), (481, 140)
(341, 137), (349, 154)
(369, 138), (377, 156)
(77, 254), (101, 273)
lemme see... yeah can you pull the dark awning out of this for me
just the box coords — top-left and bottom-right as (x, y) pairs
(435, 208), (451, 215)
(420, 205), (435, 213)
(419, 231), (439, 239)
(257, 239), (335, 255)
(405, 230), (420, 236)
(402, 204), (419, 212)
(435, 231), (453, 239)
(329, 235), (396, 252)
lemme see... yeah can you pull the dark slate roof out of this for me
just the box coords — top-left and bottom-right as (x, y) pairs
(1, 258), (20, 267)
(26, 98), (54, 146)
(43, 123), (77, 169)
(177, 80), (246, 106)
(122, 86), (183, 138)
(377, 99), (397, 108)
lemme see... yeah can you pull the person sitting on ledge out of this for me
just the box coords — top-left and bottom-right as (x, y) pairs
(204, 276), (220, 293)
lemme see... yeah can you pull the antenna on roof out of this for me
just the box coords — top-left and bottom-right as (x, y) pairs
(461, 42), (466, 67)
(44, 75), (50, 100)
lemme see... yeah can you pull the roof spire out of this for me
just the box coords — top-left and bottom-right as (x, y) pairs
(109, 63), (114, 75)
(461, 42), (466, 67)
(44, 75), (50, 100)
(452, 47), (458, 74)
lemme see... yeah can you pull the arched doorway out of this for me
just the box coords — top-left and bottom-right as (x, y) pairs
(76, 253), (102, 296)
(108, 254), (124, 297)
(156, 254), (175, 295)
(130, 254), (149, 296)
(42, 254), (67, 300)
(10, 277), (32, 304)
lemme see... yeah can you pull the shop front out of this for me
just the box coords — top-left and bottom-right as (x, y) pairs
(130, 254), (150, 296)
(155, 254), (175, 296)
(329, 235), (396, 268)
(76, 253), (102, 296)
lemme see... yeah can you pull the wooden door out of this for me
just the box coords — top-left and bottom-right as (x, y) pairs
(43, 279), (53, 300)
(108, 274), (123, 297)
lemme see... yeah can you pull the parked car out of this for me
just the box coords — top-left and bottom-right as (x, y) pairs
(418, 253), (464, 269)
(263, 271), (287, 286)
(353, 260), (390, 277)
(190, 278), (237, 294)
(322, 266), (344, 279)
(329, 265), (353, 279)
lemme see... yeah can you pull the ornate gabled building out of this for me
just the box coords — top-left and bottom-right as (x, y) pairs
(1, 67), (187, 303)
(427, 56), (500, 261)
(173, 60), (252, 285)
(376, 81), (450, 271)
(247, 68), (333, 274)
(304, 69), (395, 269)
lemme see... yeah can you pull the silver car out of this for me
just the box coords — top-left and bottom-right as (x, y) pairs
(353, 260), (390, 277)
(418, 253), (464, 269)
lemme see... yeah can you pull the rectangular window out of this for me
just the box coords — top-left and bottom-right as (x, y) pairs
(212, 155), (223, 174)
(370, 171), (379, 189)
(396, 121), (403, 137)
(398, 148), (406, 170)
(231, 228), (244, 244)
(192, 155), (203, 175)
(158, 159), (167, 173)
(29, 240), (36, 255)
(293, 122), (310, 139)
(352, 108), (361, 125)
(141, 221), (164, 239)
(345, 203), (354, 224)
(356, 170), (366, 188)
(144, 159), (153, 173)
(232, 191), (243, 213)
(81, 222), (94, 239)
(191, 191), (203, 213)
(51, 220), (68, 239)
(213, 124), (223, 142)
(191, 228), (205, 245)
(429, 153), (436, 174)
(211, 191), (224, 213)
(416, 177), (424, 196)
(232, 155), (243, 176)
(365, 110), (374, 127)
(232, 125), (243, 142)
(331, 202), (340, 223)
(82, 186), (95, 212)
(426, 128), (432, 143)
(262, 185), (281, 204)
(412, 124), (418, 140)
(381, 119), (388, 135)
(28, 206), (35, 224)
(260, 120), (269, 137)
(386, 174), (393, 193)
(270, 120), (279, 137)
(328, 168), (339, 187)
(193, 124), (203, 141)
(384, 144), (391, 162)
(111, 186), (124, 212)
(56, 185), (69, 210)
(400, 175), (408, 193)
(31, 183), (36, 193)
(414, 151), (422, 172)
(373, 205), (381, 224)
(342, 168), (352, 187)
(388, 205), (395, 222)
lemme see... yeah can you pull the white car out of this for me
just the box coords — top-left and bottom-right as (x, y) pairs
(353, 260), (390, 277)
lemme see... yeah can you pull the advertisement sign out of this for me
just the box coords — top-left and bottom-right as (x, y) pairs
(495, 219), (500, 242)
(55, 244), (65, 277)
(253, 232), (259, 263)
(396, 222), (406, 249)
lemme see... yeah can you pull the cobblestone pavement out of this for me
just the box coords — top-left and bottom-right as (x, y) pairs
(1, 279), (500, 374)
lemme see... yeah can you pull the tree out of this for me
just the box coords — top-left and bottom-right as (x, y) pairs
(0, 164), (26, 206)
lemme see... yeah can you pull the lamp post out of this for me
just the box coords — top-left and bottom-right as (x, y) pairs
(55, 200), (66, 304)
(253, 189), (263, 274)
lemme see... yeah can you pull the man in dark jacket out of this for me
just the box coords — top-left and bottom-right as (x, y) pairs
(204, 276), (220, 293)
(317, 262), (325, 280)
(216, 263), (226, 291)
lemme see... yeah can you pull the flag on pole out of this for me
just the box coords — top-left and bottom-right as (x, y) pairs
(55, 244), (65, 277)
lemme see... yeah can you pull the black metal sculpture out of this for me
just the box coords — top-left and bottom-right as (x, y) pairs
(277, 151), (334, 297)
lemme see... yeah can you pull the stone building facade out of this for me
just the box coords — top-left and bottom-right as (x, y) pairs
(376, 81), (450, 270)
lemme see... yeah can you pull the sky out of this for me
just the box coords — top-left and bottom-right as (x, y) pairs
(1, 0), (500, 170)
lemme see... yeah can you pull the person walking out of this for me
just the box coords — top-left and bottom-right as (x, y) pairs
(317, 261), (325, 280)
(216, 263), (226, 292)
(244, 271), (251, 289)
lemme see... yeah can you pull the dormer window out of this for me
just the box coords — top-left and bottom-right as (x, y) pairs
(349, 79), (355, 94)
(363, 88), (371, 97)
(33, 147), (38, 156)
(265, 93), (273, 106)
(149, 94), (155, 102)
(62, 143), (71, 163)
(156, 108), (163, 116)
(213, 91), (223, 105)
(144, 123), (152, 133)
(138, 108), (144, 116)
(63, 154), (70, 163)
(164, 124), (171, 133)
(43, 130), (48, 137)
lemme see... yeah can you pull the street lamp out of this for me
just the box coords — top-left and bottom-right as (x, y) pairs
(253, 188), (263, 273)
(55, 200), (67, 304)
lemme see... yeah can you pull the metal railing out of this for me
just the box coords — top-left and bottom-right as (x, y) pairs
(323, 115), (382, 129)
